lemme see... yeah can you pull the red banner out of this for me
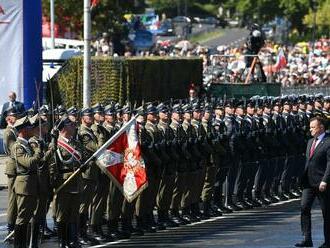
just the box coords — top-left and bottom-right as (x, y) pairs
(95, 117), (148, 202)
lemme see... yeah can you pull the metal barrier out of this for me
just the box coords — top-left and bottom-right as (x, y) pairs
(281, 85), (330, 95)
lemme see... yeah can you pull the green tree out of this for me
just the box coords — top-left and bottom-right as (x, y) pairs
(279, 0), (310, 34)
(304, 0), (330, 34)
(42, 0), (137, 38)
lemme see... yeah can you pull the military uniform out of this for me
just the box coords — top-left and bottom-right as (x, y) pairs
(170, 110), (190, 223)
(3, 123), (17, 232)
(156, 116), (179, 227)
(224, 110), (241, 211)
(103, 107), (123, 238)
(90, 104), (110, 240)
(78, 109), (102, 243)
(200, 112), (219, 217)
(11, 116), (42, 247)
(139, 115), (163, 231)
(51, 133), (83, 247)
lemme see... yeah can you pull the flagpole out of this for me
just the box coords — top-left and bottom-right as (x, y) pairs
(54, 116), (137, 195)
(83, 0), (91, 107)
(50, 0), (55, 49)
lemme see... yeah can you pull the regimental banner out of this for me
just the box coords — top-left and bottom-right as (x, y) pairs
(96, 117), (148, 202)
(0, 0), (42, 108)
(0, 0), (23, 105)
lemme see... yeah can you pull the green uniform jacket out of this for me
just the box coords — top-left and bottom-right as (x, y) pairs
(11, 138), (42, 195)
(78, 124), (100, 180)
(3, 125), (17, 176)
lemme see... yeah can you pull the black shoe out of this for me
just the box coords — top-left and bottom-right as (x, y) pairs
(236, 201), (250, 210)
(130, 225), (145, 236)
(226, 203), (243, 211)
(255, 198), (267, 206)
(243, 199), (256, 208)
(295, 240), (313, 247)
(169, 210), (184, 225)
(167, 214), (181, 226)
(247, 198), (262, 208)
(210, 204), (223, 216)
(216, 203), (233, 214)
(180, 214), (192, 224)
(91, 225), (106, 242)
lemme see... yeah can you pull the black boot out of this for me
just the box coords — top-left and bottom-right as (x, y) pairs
(203, 201), (212, 219)
(120, 219), (132, 239)
(14, 224), (27, 248)
(68, 223), (81, 248)
(181, 207), (192, 224)
(191, 203), (202, 221)
(168, 209), (182, 226)
(79, 215), (99, 246)
(106, 220), (118, 241)
(58, 222), (68, 248)
(91, 225), (106, 242)
(31, 222), (40, 248)
(156, 211), (167, 230)
(130, 217), (145, 236)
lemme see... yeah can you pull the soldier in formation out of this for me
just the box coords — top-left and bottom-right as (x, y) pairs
(2, 93), (330, 247)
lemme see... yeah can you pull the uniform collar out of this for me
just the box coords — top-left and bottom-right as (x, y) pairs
(17, 137), (29, 146)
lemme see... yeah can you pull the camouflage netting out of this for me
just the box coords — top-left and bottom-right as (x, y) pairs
(46, 56), (203, 108)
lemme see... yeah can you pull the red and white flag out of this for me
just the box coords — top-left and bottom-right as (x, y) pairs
(95, 117), (148, 202)
(274, 48), (287, 70)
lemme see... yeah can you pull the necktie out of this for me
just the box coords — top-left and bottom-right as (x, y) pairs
(309, 138), (318, 158)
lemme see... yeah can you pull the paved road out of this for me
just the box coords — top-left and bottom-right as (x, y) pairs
(0, 191), (326, 248)
(202, 28), (249, 49)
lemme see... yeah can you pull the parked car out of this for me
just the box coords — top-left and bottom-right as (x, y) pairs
(172, 16), (191, 24)
(227, 18), (240, 28)
(149, 20), (174, 36)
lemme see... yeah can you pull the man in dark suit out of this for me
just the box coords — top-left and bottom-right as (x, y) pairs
(0, 92), (25, 129)
(295, 116), (330, 248)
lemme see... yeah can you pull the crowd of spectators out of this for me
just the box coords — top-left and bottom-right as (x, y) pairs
(93, 30), (329, 86)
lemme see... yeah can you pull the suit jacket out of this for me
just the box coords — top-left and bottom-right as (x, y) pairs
(302, 134), (330, 188)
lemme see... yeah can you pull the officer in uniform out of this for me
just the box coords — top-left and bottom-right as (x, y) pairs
(234, 101), (252, 209)
(170, 104), (189, 225)
(189, 102), (205, 221)
(224, 100), (241, 211)
(213, 102), (232, 213)
(3, 108), (18, 239)
(78, 107), (101, 245)
(280, 98), (296, 199)
(28, 112), (54, 247)
(261, 100), (279, 203)
(11, 115), (43, 247)
(244, 100), (262, 207)
(180, 103), (196, 223)
(138, 103), (163, 232)
(156, 103), (179, 228)
(252, 98), (271, 205)
(50, 116), (83, 247)
(271, 98), (287, 201)
(201, 104), (222, 217)
(103, 104), (123, 239)
(90, 103), (113, 241)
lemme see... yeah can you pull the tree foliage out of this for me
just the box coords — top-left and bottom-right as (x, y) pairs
(304, 0), (330, 33)
(42, 0), (138, 38)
